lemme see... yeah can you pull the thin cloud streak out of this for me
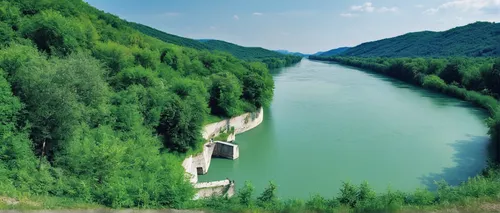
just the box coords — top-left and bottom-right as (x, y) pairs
(424, 0), (500, 14)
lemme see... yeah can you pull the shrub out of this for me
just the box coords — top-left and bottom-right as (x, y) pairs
(422, 75), (447, 91)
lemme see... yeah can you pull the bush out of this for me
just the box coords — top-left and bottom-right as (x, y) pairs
(406, 188), (435, 206)
(422, 75), (447, 91)
(338, 181), (358, 207)
(305, 194), (330, 212)
(258, 181), (278, 208)
(238, 181), (254, 207)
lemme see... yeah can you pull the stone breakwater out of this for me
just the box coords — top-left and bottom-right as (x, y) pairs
(182, 108), (264, 198)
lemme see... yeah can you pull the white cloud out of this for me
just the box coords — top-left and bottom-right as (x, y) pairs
(346, 2), (398, 15)
(424, 0), (500, 14)
(378, 7), (399, 13)
(423, 8), (439, 14)
(253, 12), (263, 16)
(340, 13), (357, 17)
(415, 4), (425, 8)
(351, 2), (375, 12)
(233, 15), (239, 20)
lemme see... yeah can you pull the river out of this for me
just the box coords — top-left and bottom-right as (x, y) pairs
(198, 59), (490, 198)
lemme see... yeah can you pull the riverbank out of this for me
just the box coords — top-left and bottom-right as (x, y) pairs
(182, 108), (264, 198)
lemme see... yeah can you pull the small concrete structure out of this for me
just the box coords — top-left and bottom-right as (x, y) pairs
(194, 180), (236, 200)
(213, 141), (239, 160)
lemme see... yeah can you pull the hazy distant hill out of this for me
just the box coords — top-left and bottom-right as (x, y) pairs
(275, 50), (308, 57)
(341, 22), (500, 57)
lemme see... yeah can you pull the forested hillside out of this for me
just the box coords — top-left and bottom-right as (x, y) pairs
(0, 0), (275, 208)
(318, 47), (350, 57)
(340, 22), (500, 57)
(201, 39), (282, 59)
(129, 22), (301, 68)
(127, 22), (209, 50)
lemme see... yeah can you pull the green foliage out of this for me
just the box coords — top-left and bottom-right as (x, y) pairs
(305, 194), (338, 212)
(0, 22), (15, 44)
(242, 72), (270, 108)
(19, 10), (96, 55)
(257, 181), (278, 206)
(0, 0), (276, 209)
(357, 181), (376, 202)
(0, 69), (21, 133)
(338, 181), (358, 207)
(488, 113), (500, 162)
(237, 181), (254, 207)
(92, 41), (134, 74)
(55, 125), (194, 208)
(157, 92), (206, 152)
(3, 49), (110, 158)
(406, 188), (435, 206)
(113, 66), (159, 89)
(422, 75), (447, 91)
(340, 22), (500, 57)
(482, 59), (500, 95)
(208, 72), (243, 117)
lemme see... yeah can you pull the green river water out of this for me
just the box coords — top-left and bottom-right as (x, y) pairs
(198, 59), (490, 198)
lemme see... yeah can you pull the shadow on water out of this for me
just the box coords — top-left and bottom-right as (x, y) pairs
(419, 135), (490, 191)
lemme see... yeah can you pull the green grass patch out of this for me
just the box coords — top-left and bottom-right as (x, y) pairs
(204, 114), (225, 125)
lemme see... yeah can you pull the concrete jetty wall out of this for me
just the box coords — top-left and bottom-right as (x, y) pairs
(202, 107), (263, 140)
(182, 107), (263, 199)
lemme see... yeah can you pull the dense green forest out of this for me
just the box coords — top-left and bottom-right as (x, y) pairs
(339, 22), (500, 57)
(0, 0), (277, 208)
(129, 22), (302, 69)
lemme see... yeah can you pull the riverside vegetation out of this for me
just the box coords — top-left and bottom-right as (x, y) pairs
(0, 0), (278, 209)
(1, 0), (500, 212)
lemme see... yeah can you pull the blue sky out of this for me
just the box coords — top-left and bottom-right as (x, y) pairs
(85, 0), (500, 54)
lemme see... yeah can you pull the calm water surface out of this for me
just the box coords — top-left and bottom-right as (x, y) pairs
(199, 59), (489, 198)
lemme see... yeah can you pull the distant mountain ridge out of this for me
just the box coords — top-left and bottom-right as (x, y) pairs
(128, 22), (209, 50)
(319, 47), (350, 57)
(340, 22), (500, 57)
(199, 39), (286, 60)
(128, 22), (300, 62)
